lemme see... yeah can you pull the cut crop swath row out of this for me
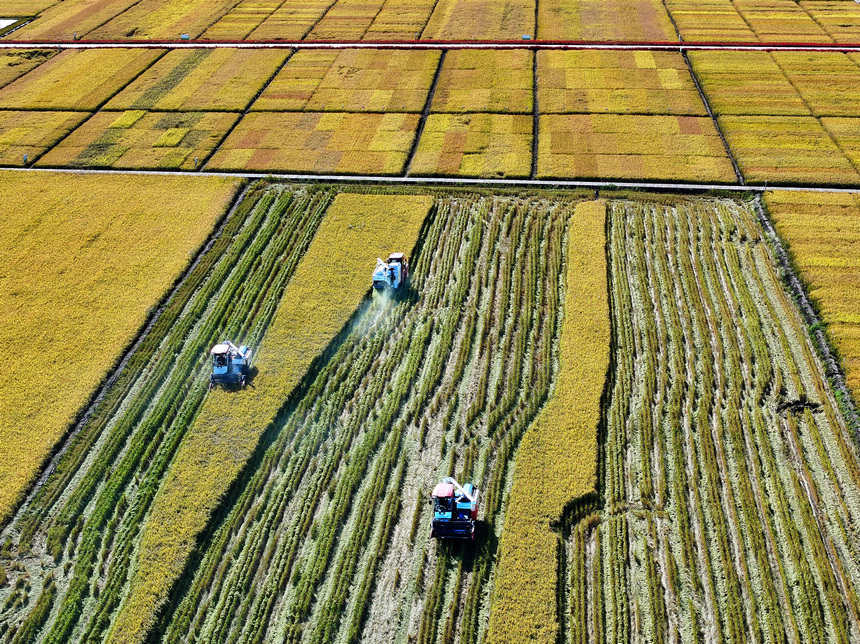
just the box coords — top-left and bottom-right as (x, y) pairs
(0, 184), (331, 644)
(156, 194), (575, 644)
(567, 199), (860, 644)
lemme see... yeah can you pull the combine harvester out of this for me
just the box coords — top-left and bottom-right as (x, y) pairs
(209, 341), (251, 390)
(430, 477), (480, 540)
(372, 252), (408, 292)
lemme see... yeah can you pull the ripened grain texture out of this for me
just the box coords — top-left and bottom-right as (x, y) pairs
(8, 0), (139, 40)
(538, 0), (676, 40)
(36, 110), (240, 170)
(666, 0), (757, 42)
(766, 190), (860, 394)
(538, 50), (707, 116)
(734, 0), (832, 42)
(719, 115), (860, 185)
(0, 171), (240, 528)
(107, 193), (432, 644)
(538, 114), (736, 182)
(410, 113), (532, 177)
(431, 50), (533, 114)
(201, 0), (283, 39)
(771, 52), (860, 117)
(87, 0), (240, 39)
(801, 1), (860, 42)
(821, 117), (860, 169)
(566, 198), (860, 644)
(252, 49), (440, 112)
(487, 200), (609, 644)
(0, 110), (89, 165)
(421, 0), (533, 39)
(363, 0), (437, 39)
(305, 0), (387, 40)
(207, 111), (419, 174)
(0, 48), (163, 110)
(248, 0), (333, 40)
(104, 48), (289, 112)
(0, 50), (56, 90)
(0, 0), (57, 14)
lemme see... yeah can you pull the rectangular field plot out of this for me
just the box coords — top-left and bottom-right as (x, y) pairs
(537, 114), (736, 182)
(0, 48), (163, 111)
(247, 0), (334, 39)
(720, 115), (859, 184)
(537, 0), (676, 40)
(8, 0), (138, 40)
(201, 0), (282, 39)
(207, 111), (418, 174)
(421, 0), (534, 39)
(800, 0), (860, 42)
(430, 50), (533, 114)
(36, 110), (239, 170)
(689, 51), (810, 115)
(772, 52), (860, 117)
(363, 0), (438, 39)
(0, 50), (55, 91)
(410, 113), (532, 177)
(251, 49), (439, 112)
(87, 0), (238, 39)
(104, 48), (288, 112)
(734, 0), (832, 42)
(538, 50), (706, 116)
(821, 117), (860, 168)
(666, 0), (757, 41)
(0, 0), (58, 14)
(0, 110), (89, 165)
(305, 0), (387, 39)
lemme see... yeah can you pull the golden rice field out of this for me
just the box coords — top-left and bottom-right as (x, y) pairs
(246, 0), (335, 40)
(800, 0), (860, 42)
(0, 110), (88, 165)
(538, 0), (676, 40)
(0, 0), (57, 15)
(304, 0), (388, 40)
(430, 50), (533, 114)
(201, 0), (284, 40)
(0, 51), (55, 90)
(420, 0), (533, 39)
(8, 0), (139, 41)
(362, 0), (438, 39)
(86, 0), (240, 39)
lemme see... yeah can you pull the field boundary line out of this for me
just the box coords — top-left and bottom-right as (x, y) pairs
(404, 49), (445, 176)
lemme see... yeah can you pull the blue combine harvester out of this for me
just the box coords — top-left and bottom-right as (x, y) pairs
(372, 252), (409, 291)
(430, 477), (480, 540)
(209, 341), (251, 390)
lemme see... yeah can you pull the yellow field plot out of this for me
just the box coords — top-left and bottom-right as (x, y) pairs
(688, 51), (809, 115)
(538, 0), (675, 41)
(0, 50), (55, 90)
(87, 0), (239, 39)
(800, 1), (860, 42)
(538, 114), (736, 182)
(0, 170), (240, 526)
(421, 0), (533, 39)
(487, 199), (608, 644)
(207, 111), (419, 174)
(201, 0), (282, 40)
(363, 0), (437, 39)
(431, 50), (532, 114)
(538, 50), (706, 115)
(720, 115), (859, 184)
(0, 0), (57, 15)
(822, 118), (860, 169)
(410, 113), (531, 177)
(250, 50), (338, 110)
(109, 191), (432, 644)
(105, 48), (288, 112)
(0, 48), (163, 111)
(765, 190), (860, 392)
(37, 110), (239, 170)
(248, 0), (334, 40)
(771, 52), (860, 117)
(8, 0), (138, 40)
(734, 0), (831, 42)
(306, 0), (386, 40)
(0, 110), (88, 165)
(666, 0), (757, 42)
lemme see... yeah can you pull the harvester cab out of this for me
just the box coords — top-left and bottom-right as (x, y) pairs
(372, 252), (408, 291)
(209, 341), (251, 390)
(429, 477), (479, 540)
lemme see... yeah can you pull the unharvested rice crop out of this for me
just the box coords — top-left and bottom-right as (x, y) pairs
(765, 190), (860, 393)
(799, 0), (860, 42)
(0, 48), (163, 111)
(566, 197), (860, 644)
(0, 110), (89, 165)
(734, 0), (832, 42)
(410, 113), (532, 177)
(363, 0), (438, 39)
(0, 50), (56, 90)
(665, 0), (757, 42)
(107, 192), (432, 644)
(538, 0), (676, 41)
(487, 199), (609, 644)
(37, 110), (240, 170)
(0, 0), (57, 15)
(305, 0), (387, 40)
(538, 50), (707, 116)
(538, 114), (736, 182)
(207, 111), (419, 174)
(421, 0), (534, 39)
(0, 171), (240, 528)
(431, 50), (532, 114)
(719, 115), (860, 184)
(771, 52), (860, 117)
(253, 49), (440, 113)
(201, 0), (283, 39)
(688, 51), (810, 115)
(105, 48), (289, 112)
(247, 0), (334, 40)
(821, 117), (860, 169)
(87, 0), (240, 39)
(8, 0), (138, 40)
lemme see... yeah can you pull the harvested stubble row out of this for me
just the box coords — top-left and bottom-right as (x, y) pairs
(0, 51), (55, 91)
(431, 50), (533, 114)
(153, 194), (576, 644)
(765, 190), (860, 394)
(567, 198), (860, 644)
(0, 110), (88, 165)
(0, 184), (330, 643)
(7, 0), (138, 40)
(537, 0), (675, 41)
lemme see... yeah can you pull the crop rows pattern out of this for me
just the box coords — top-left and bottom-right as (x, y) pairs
(566, 199), (860, 643)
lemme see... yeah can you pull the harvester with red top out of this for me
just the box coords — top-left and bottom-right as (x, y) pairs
(429, 477), (479, 540)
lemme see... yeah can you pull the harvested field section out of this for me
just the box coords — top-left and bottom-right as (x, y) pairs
(363, 0), (438, 39)
(7, 0), (139, 40)
(566, 198), (860, 644)
(538, 50), (706, 116)
(36, 110), (240, 170)
(207, 111), (419, 174)
(0, 110), (88, 165)
(410, 113), (532, 177)
(431, 50), (532, 115)
(537, 114), (736, 182)
(202, 0), (284, 39)
(0, 171), (239, 528)
(87, 0), (241, 39)
(0, 48), (163, 111)
(537, 0), (676, 41)
(157, 194), (574, 644)
(766, 190), (860, 394)
(0, 50), (56, 90)
(105, 48), (289, 112)
(421, 0), (533, 39)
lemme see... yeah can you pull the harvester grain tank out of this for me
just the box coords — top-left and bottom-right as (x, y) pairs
(372, 252), (408, 291)
(429, 477), (479, 539)
(209, 341), (251, 390)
